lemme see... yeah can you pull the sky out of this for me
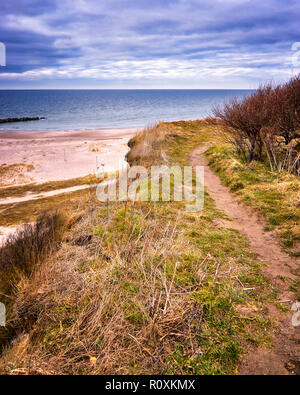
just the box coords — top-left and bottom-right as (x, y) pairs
(0, 0), (299, 89)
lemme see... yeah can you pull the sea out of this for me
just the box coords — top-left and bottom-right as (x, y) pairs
(0, 89), (252, 132)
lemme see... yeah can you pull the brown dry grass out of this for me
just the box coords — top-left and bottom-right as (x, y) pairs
(0, 197), (272, 375)
(126, 122), (172, 167)
(0, 121), (275, 375)
(0, 163), (34, 187)
(0, 187), (97, 226)
(0, 212), (69, 351)
(0, 173), (99, 200)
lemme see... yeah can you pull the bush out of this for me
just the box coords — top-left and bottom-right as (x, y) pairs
(272, 79), (300, 144)
(213, 84), (274, 162)
(213, 76), (300, 174)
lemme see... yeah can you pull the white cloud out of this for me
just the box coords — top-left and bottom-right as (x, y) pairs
(1, 0), (299, 87)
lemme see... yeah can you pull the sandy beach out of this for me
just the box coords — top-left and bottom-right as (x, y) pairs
(0, 128), (137, 184)
(0, 128), (137, 244)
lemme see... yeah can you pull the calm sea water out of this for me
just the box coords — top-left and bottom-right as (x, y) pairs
(0, 89), (252, 132)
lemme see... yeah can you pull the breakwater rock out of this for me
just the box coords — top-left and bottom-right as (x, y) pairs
(0, 116), (45, 123)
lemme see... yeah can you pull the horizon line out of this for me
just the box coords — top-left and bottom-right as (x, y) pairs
(0, 87), (255, 91)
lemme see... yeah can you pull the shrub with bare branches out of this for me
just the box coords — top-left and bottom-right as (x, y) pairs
(213, 84), (274, 162)
(272, 77), (300, 145)
(213, 76), (300, 174)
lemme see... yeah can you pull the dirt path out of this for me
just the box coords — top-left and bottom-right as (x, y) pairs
(190, 145), (300, 375)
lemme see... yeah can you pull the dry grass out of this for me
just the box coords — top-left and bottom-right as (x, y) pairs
(126, 122), (172, 167)
(0, 163), (34, 187)
(0, 198), (273, 375)
(0, 187), (97, 226)
(0, 173), (99, 201)
(0, 121), (275, 375)
(0, 212), (69, 350)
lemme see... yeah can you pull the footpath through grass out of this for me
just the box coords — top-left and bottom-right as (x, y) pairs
(205, 145), (300, 255)
(0, 120), (278, 375)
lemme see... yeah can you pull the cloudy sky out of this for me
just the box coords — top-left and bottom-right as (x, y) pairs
(0, 0), (299, 89)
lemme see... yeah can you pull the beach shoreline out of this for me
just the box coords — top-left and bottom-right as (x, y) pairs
(0, 128), (137, 140)
(0, 128), (138, 184)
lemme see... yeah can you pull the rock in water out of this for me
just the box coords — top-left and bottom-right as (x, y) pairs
(0, 116), (45, 123)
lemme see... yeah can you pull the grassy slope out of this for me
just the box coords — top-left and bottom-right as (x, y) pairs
(0, 120), (279, 375)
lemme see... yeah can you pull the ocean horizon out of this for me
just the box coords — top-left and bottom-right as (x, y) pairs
(0, 89), (253, 132)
